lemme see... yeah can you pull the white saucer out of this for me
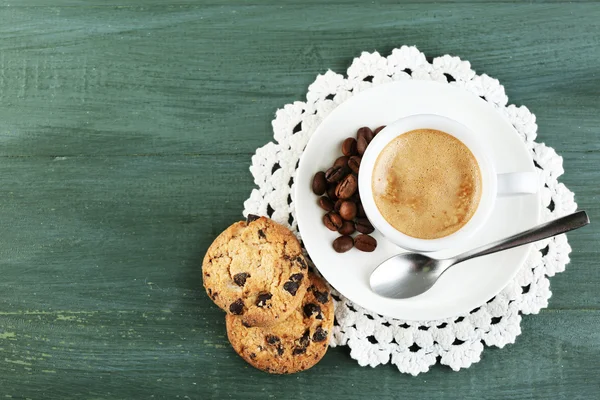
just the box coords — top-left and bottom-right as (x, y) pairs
(295, 80), (540, 321)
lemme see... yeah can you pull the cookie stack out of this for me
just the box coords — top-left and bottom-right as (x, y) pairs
(202, 215), (334, 374)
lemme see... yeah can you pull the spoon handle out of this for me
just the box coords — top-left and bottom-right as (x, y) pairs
(456, 210), (590, 263)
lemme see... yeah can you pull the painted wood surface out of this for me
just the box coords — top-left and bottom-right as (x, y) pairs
(0, 1), (598, 399)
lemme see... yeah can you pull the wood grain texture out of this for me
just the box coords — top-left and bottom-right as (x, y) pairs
(0, 1), (598, 399)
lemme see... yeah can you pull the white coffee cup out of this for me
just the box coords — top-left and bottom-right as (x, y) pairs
(358, 114), (538, 252)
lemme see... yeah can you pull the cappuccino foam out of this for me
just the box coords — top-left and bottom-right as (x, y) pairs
(372, 129), (482, 239)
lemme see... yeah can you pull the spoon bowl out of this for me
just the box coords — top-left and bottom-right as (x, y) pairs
(370, 254), (453, 299)
(370, 211), (589, 299)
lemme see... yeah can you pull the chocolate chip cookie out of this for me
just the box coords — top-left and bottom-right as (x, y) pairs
(226, 273), (334, 374)
(203, 216), (309, 327)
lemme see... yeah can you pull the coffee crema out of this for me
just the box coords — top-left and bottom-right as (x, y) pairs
(372, 129), (482, 239)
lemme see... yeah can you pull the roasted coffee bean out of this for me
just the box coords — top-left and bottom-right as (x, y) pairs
(326, 185), (338, 201)
(229, 299), (244, 315)
(354, 234), (377, 252)
(256, 292), (272, 307)
(355, 217), (375, 234)
(338, 220), (355, 235)
(323, 212), (343, 231)
(348, 156), (361, 174)
(333, 155), (350, 169)
(313, 326), (328, 342)
(357, 203), (366, 217)
(332, 235), (354, 253)
(356, 135), (368, 156)
(373, 125), (386, 135)
(312, 171), (327, 195)
(342, 137), (358, 156)
(335, 174), (358, 199)
(317, 196), (334, 212)
(357, 126), (374, 143)
(325, 166), (346, 183)
(233, 272), (250, 287)
(334, 198), (344, 212)
(339, 201), (357, 220)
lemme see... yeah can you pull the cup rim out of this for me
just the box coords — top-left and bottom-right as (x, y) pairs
(358, 114), (497, 252)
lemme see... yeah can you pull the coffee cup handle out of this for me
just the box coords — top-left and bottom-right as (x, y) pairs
(497, 172), (539, 196)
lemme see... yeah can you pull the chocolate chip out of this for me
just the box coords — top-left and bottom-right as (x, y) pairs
(233, 272), (250, 287)
(338, 220), (355, 236)
(290, 273), (304, 283)
(303, 303), (322, 318)
(335, 174), (358, 199)
(211, 291), (219, 300)
(266, 334), (280, 344)
(246, 214), (260, 223)
(325, 166), (346, 183)
(229, 299), (244, 315)
(332, 235), (354, 253)
(250, 353), (257, 359)
(342, 137), (358, 156)
(283, 281), (300, 296)
(295, 256), (308, 270)
(258, 229), (266, 239)
(293, 347), (307, 355)
(256, 292), (272, 307)
(277, 345), (285, 356)
(354, 234), (377, 252)
(312, 171), (327, 195)
(299, 329), (310, 347)
(313, 326), (328, 342)
(312, 290), (329, 304)
(242, 321), (251, 328)
(355, 217), (375, 234)
(318, 196), (334, 212)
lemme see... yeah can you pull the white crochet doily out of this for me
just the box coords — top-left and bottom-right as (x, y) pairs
(242, 46), (577, 375)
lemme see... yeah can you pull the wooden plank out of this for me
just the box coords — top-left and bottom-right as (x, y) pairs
(0, 155), (597, 312)
(0, 309), (598, 399)
(0, 3), (597, 157)
(0, 1), (598, 399)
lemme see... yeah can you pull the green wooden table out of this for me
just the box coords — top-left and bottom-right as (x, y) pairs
(0, 1), (598, 399)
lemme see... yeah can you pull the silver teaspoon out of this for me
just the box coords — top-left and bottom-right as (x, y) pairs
(370, 210), (590, 299)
